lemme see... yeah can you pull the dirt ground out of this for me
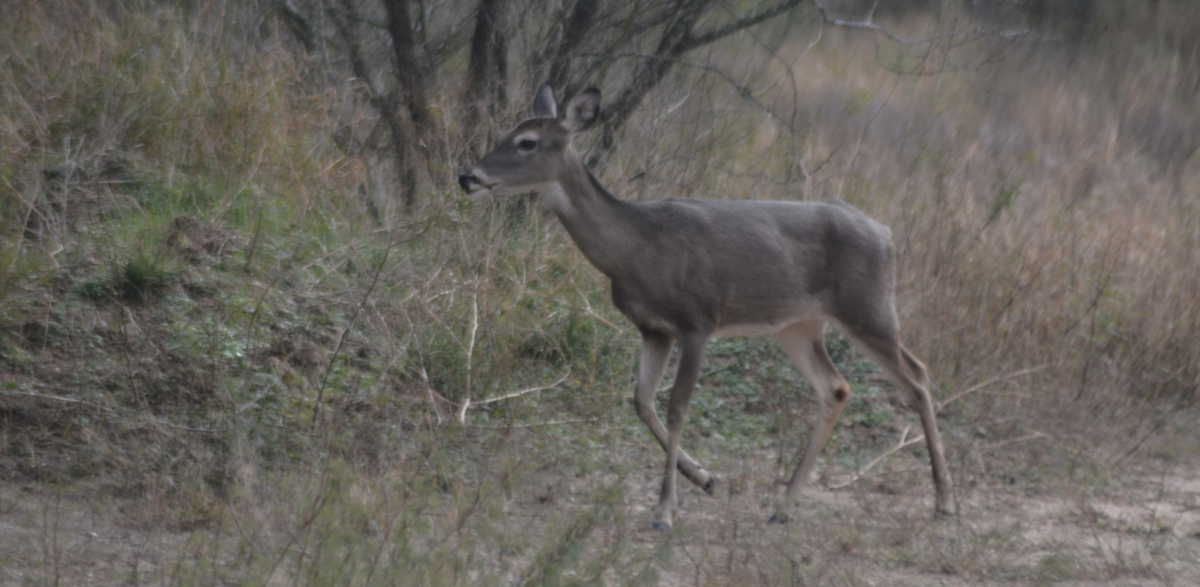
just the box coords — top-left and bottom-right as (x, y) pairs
(3, 452), (1199, 586)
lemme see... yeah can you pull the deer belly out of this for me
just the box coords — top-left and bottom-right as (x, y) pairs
(712, 319), (798, 338)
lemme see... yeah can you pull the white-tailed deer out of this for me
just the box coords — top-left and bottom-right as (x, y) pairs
(459, 84), (954, 529)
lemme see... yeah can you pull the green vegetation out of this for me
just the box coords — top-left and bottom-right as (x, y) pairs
(2, 0), (1200, 584)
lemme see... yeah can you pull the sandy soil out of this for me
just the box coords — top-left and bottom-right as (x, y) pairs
(3, 454), (1198, 586)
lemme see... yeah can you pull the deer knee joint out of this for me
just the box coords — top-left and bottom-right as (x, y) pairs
(833, 385), (850, 403)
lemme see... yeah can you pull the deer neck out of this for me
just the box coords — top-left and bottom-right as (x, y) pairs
(538, 155), (640, 279)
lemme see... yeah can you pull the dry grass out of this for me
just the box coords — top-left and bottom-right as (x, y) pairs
(606, 4), (1200, 423)
(2, 0), (1199, 585)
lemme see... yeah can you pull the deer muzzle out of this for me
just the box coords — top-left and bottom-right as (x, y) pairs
(458, 171), (480, 193)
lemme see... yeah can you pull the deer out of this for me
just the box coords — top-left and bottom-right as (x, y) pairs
(459, 84), (955, 530)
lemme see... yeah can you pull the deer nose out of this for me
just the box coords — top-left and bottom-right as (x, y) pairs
(458, 172), (477, 193)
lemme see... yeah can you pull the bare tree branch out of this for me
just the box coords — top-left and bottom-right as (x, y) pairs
(680, 0), (808, 51)
(812, 0), (1033, 44)
(594, 0), (713, 161)
(275, 0), (318, 52)
(589, 0), (817, 163)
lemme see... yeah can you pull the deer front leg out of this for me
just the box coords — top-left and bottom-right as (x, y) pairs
(634, 333), (716, 494)
(652, 333), (708, 531)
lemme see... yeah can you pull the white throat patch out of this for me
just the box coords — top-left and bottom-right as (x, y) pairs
(538, 182), (572, 216)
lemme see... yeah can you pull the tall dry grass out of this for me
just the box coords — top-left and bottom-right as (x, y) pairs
(0, 0), (365, 239)
(598, 6), (1200, 447)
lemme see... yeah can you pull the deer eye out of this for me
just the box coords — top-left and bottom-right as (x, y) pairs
(517, 139), (538, 152)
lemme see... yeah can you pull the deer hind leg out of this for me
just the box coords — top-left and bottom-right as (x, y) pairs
(838, 316), (956, 516)
(776, 321), (853, 512)
(634, 332), (716, 495)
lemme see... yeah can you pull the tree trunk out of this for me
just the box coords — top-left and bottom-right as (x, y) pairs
(383, 0), (449, 206)
(547, 0), (599, 93)
(331, 0), (420, 212)
(462, 0), (510, 158)
(381, 0), (434, 136)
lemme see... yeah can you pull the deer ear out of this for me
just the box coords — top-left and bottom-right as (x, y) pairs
(562, 87), (600, 133)
(533, 84), (557, 119)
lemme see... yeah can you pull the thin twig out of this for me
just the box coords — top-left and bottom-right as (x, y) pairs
(472, 370), (571, 405)
(939, 365), (1047, 412)
(981, 431), (1049, 452)
(419, 365), (446, 426)
(469, 417), (604, 430)
(236, 376), (281, 415)
(0, 390), (215, 433)
(811, 0), (1034, 44)
(223, 494), (268, 560)
(457, 292), (479, 426)
(311, 235), (394, 427)
(576, 286), (624, 334)
(0, 390), (115, 412)
(419, 369), (572, 427)
(656, 363), (741, 393)
(828, 426), (925, 489)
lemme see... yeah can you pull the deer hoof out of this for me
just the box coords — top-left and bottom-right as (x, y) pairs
(767, 511), (790, 525)
(651, 520), (672, 532)
(702, 476), (717, 496)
